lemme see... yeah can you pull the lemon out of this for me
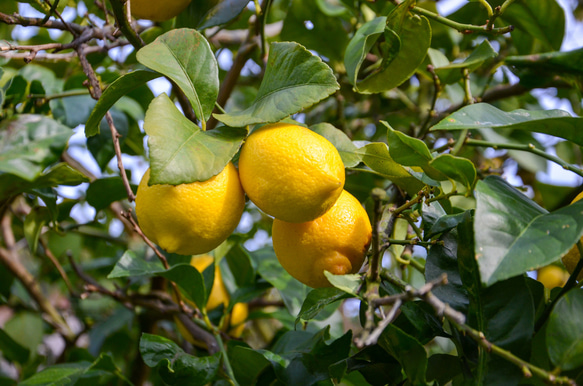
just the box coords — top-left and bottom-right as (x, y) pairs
(238, 122), (345, 223)
(175, 255), (248, 346)
(130, 0), (192, 21)
(272, 190), (372, 288)
(537, 265), (569, 289)
(135, 163), (245, 255)
(562, 191), (583, 281)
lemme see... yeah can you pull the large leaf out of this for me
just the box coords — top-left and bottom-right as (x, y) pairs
(85, 70), (161, 137)
(345, 1), (431, 94)
(144, 93), (246, 185)
(159, 264), (207, 311)
(214, 42), (339, 127)
(431, 103), (583, 147)
(140, 333), (221, 385)
(474, 176), (583, 286)
(0, 115), (72, 181)
(547, 288), (583, 371)
(137, 28), (219, 126)
(434, 40), (498, 85)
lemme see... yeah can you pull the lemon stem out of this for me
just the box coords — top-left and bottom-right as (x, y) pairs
(214, 332), (240, 386)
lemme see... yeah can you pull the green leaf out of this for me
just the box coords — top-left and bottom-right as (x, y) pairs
(0, 163), (89, 204)
(19, 362), (92, 385)
(475, 176), (583, 286)
(378, 324), (427, 385)
(250, 247), (310, 315)
(23, 206), (50, 254)
(137, 28), (219, 126)
(107, 250), (166, 278)
(431, 103), (583, 147)
(310, 122), (361, 168)
(85, 70), (160, 137)
(324, 272), (361, 296)
(140, 333), (221, 385)
(434, 40), (498, 84)
(505, 47), (583, 77)
(159, 264), (206, 310)
(228, 344), (272, 385)
(425, 211), (469, 239)
(296, 287), (351, 324)
(0, 115), (72, 181)
(144, 93), (246, 185)
(197, 0), (249, 29)
(429, 154), (476, 190)
(0, 328), (30, 364)
(547, 288), (583, 371)
(345, 4), (431, 93)
(356, 142), (425, 194)
(225, 244), (256, 287)
(214, 42), (339, 127)
(385, 123), (433, 166)
(86, 177), (134, 212)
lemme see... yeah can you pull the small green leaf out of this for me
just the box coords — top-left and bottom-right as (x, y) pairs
(225, 244), (256, 287)
(86, 177), (134, 212)
(0, 328), (30, 364)
(23, 206), (50, 254)
(85, 70), (160, 137)
(107, 250), (166, 278)
(137, 28), (219, 125)
(431, 103), (583, 147)
(144, 93), (246, 185)
(140, 333), (221, 385)
(214, 42), (339, 127)
(310, 123), (361, 167)
(19, 362), (91, 385)
(429, 154), (476, 190)
(296, 287), (351, 324)
(0, 115), (72, 181)
(160, 264), (206, 310)
(385, 122), (433, 166)
(197, 0), (249, 29)
(547, 288), (583, 371)
(434, 40), (498, 84)
(475, 176), (583, 286)
(323, 272), (361, 296)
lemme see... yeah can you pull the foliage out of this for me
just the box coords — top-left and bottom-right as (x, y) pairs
(1, 0), (583, 385)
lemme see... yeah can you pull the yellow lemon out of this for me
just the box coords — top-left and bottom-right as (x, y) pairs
(130, 0), (192, 21)
(536, 265), (569, 289)
(135, 163), (245, 255)
(238, 122), (345, 223)
(175, 255), (248, 346)
(562, 191), (583, 281)
(272, 190), (372, 288)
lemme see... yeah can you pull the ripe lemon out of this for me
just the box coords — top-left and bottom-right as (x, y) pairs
(562, 191), (583, 281)
(272, 190), (372, 288)
(135, 163), (245, 255)
(130, 0), (192, 21)
(238, 122), (345, 223)
(175, 255), (248, 346)
(536, 265), (569, 289)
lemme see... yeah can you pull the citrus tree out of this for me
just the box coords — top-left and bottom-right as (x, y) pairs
(1, 0), (583, 384)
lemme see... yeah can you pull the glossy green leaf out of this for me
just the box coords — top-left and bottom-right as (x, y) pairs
(434, 40), (497, 84)
(345, 2), (431, 94)
(431, 103), (583, 146)
(137, 28), (219, 125)
(225, 244), (256, 287)
(144, 93), (246, 185)
(310, 122), (361, 167)
(0, 115), (72, 181)
(19, 362), (92, 385)
(214, 42), (339, 127)
(429, 154), (476, 190)
(385, 123), (433, 166)
(505, 46), (583, 76)
(324, 272), (361, 296)
(425, 211), (469, 239)
(475, 176), (583, 286)
(198, 0), (249, 29)
(160, 264), (206, 310)
(547, 288), (583, 371)
(378, 324), (427, 385)
(107, 250), (166, 278)
(85, 70), (160, 137)
(140, 333), (221, 385)
(0, 328), (30, 364)
(0, 163), (89, 205)
(356, 142), (425, 194)
(86, 177), (134, 212)
(296, 287), (351, 324)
